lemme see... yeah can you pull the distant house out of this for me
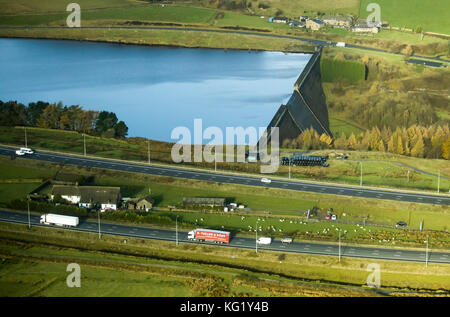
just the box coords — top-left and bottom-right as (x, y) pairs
(51, 185), (121, 212)
(351, 22), (379, 33)
(134, 197), (154, 212)
(183, 197), (226, 208)
(322, 15), (351, 28)
(306, 19), (324, 30)
(288, 21), (304, 28)
(270, 17), (289, 24)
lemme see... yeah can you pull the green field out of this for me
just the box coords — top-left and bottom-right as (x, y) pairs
(360, 0), (450, 35)
(1, 222), (449, 296)
(1, 155), (449, 249)
(321, 57), (366, 84)
(0, 0), (142, 14)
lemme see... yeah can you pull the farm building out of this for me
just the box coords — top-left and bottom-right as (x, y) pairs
(183, 197), (226, 207)
(51, 185), (121, 211)
(322, 15), (352, 28)
(306, 19), (324, 30)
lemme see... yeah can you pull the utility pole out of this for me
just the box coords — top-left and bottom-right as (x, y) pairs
(288, 161), (291, 180)
(338, 229), (341, 262)
(255, 220), (258, 254)
(176, 215), (179, 246)
(360, 161), (363, 187)
(437, 170), (440, 194)
(83, 134), (86, 157)
(24, 127), (28, 148)
(215, 151), (217, 172)
(147, 140), (151, 164)
(27, 199), (31, 229)
(407, 170), (410, 183)
(98, 209), (101, 239)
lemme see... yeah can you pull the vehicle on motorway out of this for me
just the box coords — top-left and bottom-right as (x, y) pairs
(396, 221), (407, 228)
(15, 149), (25, 156)
(331, 215), (337, 221)
(281, 238), (292, 244)
(20, 147), (34, 154)
(261, 178), (272, 184)
(40, 213), (79, 227)
(257, 237), (272, 245)
(336, 42), (346, 47)
(325, 214), (331, 220)
(188, 228), (230, 244)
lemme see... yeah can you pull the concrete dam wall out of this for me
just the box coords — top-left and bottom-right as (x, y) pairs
(260, 48), (332, 147)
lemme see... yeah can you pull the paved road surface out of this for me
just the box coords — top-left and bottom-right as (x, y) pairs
(1, 146), (449, 206)
(1, 209), (448, 264)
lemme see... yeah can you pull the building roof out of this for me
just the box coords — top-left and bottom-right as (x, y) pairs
(183, 197), (226, 206)
(52, 185), (80, 197)
(136, 196), (154, 204)
(52, 185), (120, 204)
(322, 15), (351, 22)
(311, 19), (324, 25)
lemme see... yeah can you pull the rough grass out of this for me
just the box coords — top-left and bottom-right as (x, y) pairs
(0, 222), (448, 296)
(360, 0), (450, 35)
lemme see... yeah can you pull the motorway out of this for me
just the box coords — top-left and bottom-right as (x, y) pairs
(0, 209), (448, 264)
(1, 146), (449, 206)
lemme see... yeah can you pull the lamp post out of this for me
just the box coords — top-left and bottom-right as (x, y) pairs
(27, 199), (31, 229)
(437, 170), (440, 194)
(176, 215), (179, 246)
(338, 229), (341, 262)
(255, 219), (259, 254)
(98, 209), (101, 239)
(360, 161), (363, 187)
(147, 140), (151, 165)
(24, 127), (28, 148)
(83, 134), (86, 157)
(288, 160), (291, 180)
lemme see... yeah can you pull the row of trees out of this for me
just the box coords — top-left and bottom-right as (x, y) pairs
(283, 125), (450, 160)
(0, 100), (128, 138)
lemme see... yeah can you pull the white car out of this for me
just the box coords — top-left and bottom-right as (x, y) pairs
(20, 147), (34, 154)
(15, 150), (25, 156)
(331, 215), (337, 221)
(261, 178), (272, 184)
(281, 238), (293, 244)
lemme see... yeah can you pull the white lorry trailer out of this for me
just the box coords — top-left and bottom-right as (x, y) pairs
(257, 237), (272, 245)
(336, 42), (346, 47)
(40, 214), (79, 227)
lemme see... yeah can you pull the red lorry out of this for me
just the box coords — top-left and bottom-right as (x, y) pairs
(188, 228), (230, 244)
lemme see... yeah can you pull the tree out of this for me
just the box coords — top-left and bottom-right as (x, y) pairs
(114, 121), (128, 138)
(411, 136), (425, 158)
(95, 111), (118, 134)
(442, 138), (450, 159)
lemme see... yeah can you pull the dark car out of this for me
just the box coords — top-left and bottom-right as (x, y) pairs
(396, 221), (407, 228)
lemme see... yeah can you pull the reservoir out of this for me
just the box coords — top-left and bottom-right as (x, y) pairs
(0, 38), (311, 143)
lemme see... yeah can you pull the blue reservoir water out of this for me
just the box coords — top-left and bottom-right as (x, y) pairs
(0, 38), (311, 143)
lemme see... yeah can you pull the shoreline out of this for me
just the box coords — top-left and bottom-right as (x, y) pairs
(0, 26), (317, 54)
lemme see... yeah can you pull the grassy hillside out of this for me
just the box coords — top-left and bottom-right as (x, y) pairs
(360, 0), (450, 35)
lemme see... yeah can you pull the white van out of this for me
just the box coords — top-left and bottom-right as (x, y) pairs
(257, 237), (272, 245)
(20, 147), (34, 154)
